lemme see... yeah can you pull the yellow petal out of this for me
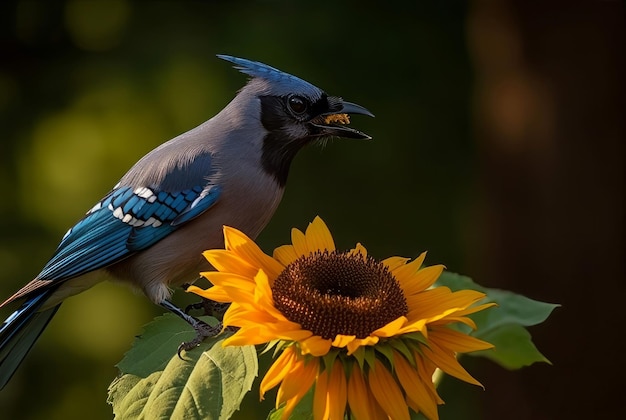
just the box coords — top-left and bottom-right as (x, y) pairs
(346, 336), (379, 355)
(332, 334), (356, 348)
(371, 316), (407, 338)
(277, 353), (319, 415)
(405, 287), (450, 313)
(430, 301), (497, 330)
(202, 249), (258, 278)
(273, 244), (299, 266)
(264, 324), (314, 342)
(393, 350), (439, 420)
(348, 243), (368, 259)
(260, 346), (297, 399)
(186, 285), (230, 302)
(224, 305), (312, 342)
(299, 336), (332, 357)
(396, 318), (428, 336)
(431, 316), (477, 330)
(224, 326), (275, 347)
(392, 254), (424, 280)
(291, 227), (310, 257)
(224, 304), (276, 328)
(429, 327), (494, 353)
(217, 284), (259, 308)
(401, 265), (444, 297)
(347, 366), (371, 420)
(416, 354), (444, 405)
(279, 364), (319, 419)
(252, 269), (287, 320)
(305, 216), (336, 253)
(448, 302), (497, 318)
(421, 340), (483, 387)
(368, 359), (410, 420)
(313, 368), (330, 420)
(201, 271), (256, 292)
(347, 366), (387, 420)
(392, 252), (427, 289)
(223, 225), (283, 279)
(328, 362), (348, 420)
(428, 315), (477, 330)
(413, 264), (445, 290)
(225, 323), (310, 347)
(382, 256), (410, 271)
(410, 302), (467, 325)
(407, 288), (486, 323)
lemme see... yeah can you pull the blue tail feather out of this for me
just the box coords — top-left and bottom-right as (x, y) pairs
(0, 292), (60, 389)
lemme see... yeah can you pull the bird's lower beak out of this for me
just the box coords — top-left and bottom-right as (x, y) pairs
(310, 100), (374, 140)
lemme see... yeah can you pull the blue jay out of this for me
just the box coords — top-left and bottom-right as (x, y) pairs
(0, 54), (373, 389)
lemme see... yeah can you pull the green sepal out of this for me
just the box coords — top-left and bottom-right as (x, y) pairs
(374, 342), (395, 367)
(322, 347), (341, 372)
(364, 346), (377, 370)
(351, 345), (366, 371)
(388, 338), (416, 367)
(399, 331), (429, 347)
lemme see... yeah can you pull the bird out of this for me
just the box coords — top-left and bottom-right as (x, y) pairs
(0, 54), (373, 389)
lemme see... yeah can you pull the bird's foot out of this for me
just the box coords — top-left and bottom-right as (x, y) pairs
(160, 299), (223, 359)
(184, 300), (205, 314)
(185, 299), (230, 319)
(176, 318), (222, 358)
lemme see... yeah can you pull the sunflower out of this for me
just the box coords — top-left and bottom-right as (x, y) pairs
(188, 217), (495, 420)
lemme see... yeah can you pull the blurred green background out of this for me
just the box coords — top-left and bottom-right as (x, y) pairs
(0, 1), (623, 419)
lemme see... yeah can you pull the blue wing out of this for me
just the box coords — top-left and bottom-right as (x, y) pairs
(37, 183), (221, 281)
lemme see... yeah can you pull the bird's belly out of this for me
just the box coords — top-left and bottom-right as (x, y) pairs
(42, 271), (110, 310)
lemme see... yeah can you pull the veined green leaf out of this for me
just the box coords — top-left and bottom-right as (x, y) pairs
(108, 314), (258, 420)
(436, 271), (559, 369)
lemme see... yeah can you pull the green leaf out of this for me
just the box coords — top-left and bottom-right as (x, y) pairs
(436, 271), (559, 369)
(473, 323), (551, 369)
(108, 314), (258, 420)
(436, 272), (559, 329)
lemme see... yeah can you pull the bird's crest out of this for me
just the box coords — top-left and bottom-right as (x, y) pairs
(217, 54), (321, 98)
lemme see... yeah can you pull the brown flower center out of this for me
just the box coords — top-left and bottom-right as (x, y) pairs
(271, 250), (408, 339)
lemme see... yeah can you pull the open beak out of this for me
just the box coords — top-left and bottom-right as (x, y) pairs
(310, 99), (374, 140)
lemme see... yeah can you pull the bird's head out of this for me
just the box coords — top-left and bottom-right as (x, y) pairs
(218, 54), (374, 186)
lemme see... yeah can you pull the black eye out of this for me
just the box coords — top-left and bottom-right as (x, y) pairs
(287, 95), (307, 115)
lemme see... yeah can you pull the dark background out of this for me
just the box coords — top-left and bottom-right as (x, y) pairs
(0, 1), (623, 419)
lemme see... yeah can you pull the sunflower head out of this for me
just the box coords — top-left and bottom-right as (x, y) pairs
(272, 249), (408, 340)
(188, 216), (495, 420)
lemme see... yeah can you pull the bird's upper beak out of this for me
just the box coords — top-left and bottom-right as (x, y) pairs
(310, 99), (374, 140)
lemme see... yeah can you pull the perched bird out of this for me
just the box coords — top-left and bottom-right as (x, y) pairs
(0, 54), (373, 389)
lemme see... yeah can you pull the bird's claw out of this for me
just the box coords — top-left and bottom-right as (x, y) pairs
(184, 301), (205, 315)
(176, 319), (222, 359)
(185, 299), (230, 319)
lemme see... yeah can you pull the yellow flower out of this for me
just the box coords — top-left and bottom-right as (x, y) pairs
(188, 217), (495, 420)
